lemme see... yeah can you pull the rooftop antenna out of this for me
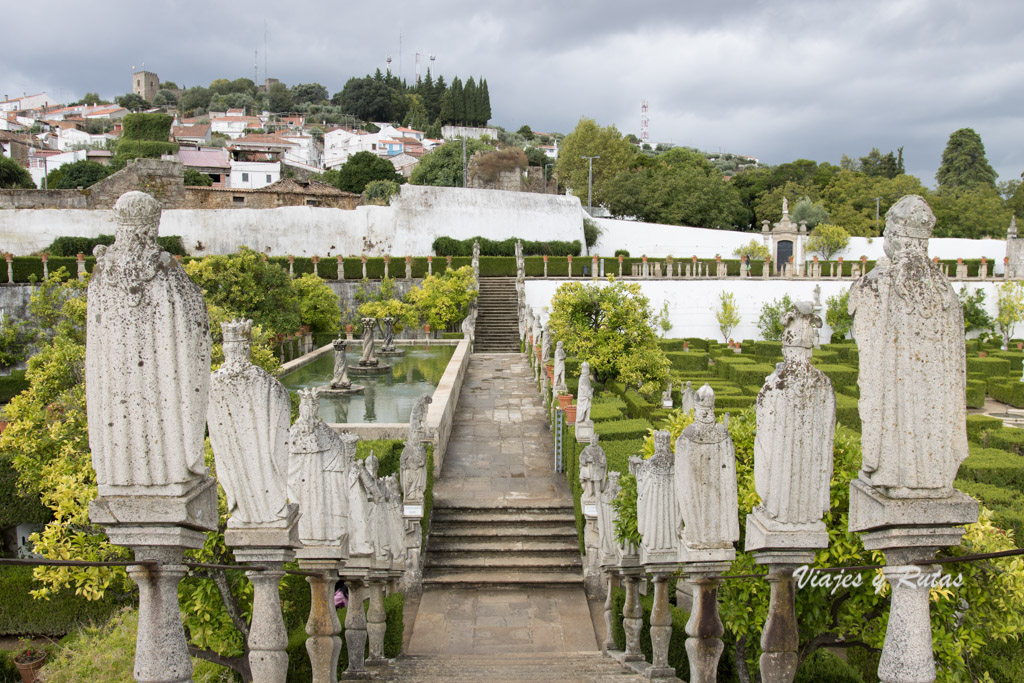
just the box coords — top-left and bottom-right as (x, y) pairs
(254, 49), (258, 85)
(264, 20), (268, 82)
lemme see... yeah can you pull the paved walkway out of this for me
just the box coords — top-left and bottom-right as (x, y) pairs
(390, 354), (639, 679)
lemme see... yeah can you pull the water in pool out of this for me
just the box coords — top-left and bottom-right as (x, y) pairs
(278, 344), (456, 423)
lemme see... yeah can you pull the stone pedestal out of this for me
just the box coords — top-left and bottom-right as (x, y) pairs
(751, 552), (814, 683)
(340, 565), (371, 679)
(298, 558), (343, 683)
(348, 361), (392, 375)
(620, 568), (645, 662)
(92, 478), (218, 683)
(320, 384), (365, 396)
(645, 567), (682, 681)
(574, 420), (594, 443)
(681, 560), (732, 683)
(849, 479), (978, 683)
(582, 512), (603, 599)
(365, 575), (388, 665)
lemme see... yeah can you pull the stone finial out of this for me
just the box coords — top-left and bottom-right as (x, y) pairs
(850, 194), (968, 499)
(209, 318), (293, 529)
(674, 385), (740, 551)
(86, 191), (211, 496)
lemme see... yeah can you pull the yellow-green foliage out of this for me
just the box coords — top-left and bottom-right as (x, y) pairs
(404, 266), (478, 330)
(292, 273), (342, 334)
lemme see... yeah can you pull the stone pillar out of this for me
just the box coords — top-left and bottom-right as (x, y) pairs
(77, 253), (86, 280)
(621, 570), (644, 662)
(405, 256), (412, 280)
(582, 510), (602, 598)
(683, 566), (729, 683)
(603, 571), (617, 651)
(242, 556), (291, 683)
(618, 256), (623, 277)
(543, 255), (548, 277)
(337, 255), (344, 281)
(300, 559), (343, 683)
(342, 576), (370, 678)
(383, 255), (389, 279)
(41, 253), (48, 279)
(567, 255), (573, 278)
(288, 255), (295, 278)
(312, 256), (319, 278)
(5, 253), (12, 284)
(365, 577), (387, 665)
(361, 255), (367, 279)
(755, 559), (809, 683)
(127, 544), (194, 683)
(645, 571), (677, 680)
(427, 255), (433, 276)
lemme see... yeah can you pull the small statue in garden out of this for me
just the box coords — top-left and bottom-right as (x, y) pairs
(680, 381), (695, 415)
(636, 430), (681, 563)
(575, 361), (595, 441)
(579, 434), (607, 504)
(331, 337), (352, 389)
(662, 382), (673, 408)
(597, 471), (623, 564)
(380, 317), (396, 352)
(400, 394), (432, 502)
(359, 317), (378, 366)
(553, 341), (568, 393)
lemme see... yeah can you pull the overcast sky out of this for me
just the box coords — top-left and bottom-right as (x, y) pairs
(3, 0), (1021, 185)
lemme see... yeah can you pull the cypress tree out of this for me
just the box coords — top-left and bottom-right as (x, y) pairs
(464, 77), (478, 125)
(479, 78), (491, 124)
(936, 127), (997, 188)
(450, 77), (465, 125)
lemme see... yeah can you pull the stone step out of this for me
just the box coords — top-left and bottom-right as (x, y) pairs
(379, 653), (644, 682)
(428, 537), (579, 553)
(432, 507), (576, 523)
(425, 551), (582, 569)
(421, 568), (584, 587)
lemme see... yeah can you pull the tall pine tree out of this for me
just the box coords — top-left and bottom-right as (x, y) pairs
(479, 78), (491, 125)
(450, 77), (465, 125)
(937, 128), (997, 188)
(464, 77), (478, 125)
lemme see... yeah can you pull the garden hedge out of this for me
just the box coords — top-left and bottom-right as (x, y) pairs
(966, 356), (1013, 378)
(683, 338), (710, 351)
(955, 479), (1024, 547)
(723, 363), (777, 387)
(590, 403), (625, 421)
(813, 364), (859, 390)
(993, 351), (1024, 373)
(966, 414), (1003, 444)
(985, 427), (1024, 456)
(595, 418), (654, 441)
(665, 351), (710, 372)
(966, 378), (987, 408)
(989, 381), (1024, 409)
(601, 438), (645, 474)
(0, 565), (131, 636)
(0, 457), (51, 529)
(835, 393), (861, 431)
(958, 446), (1024, 494)
(431, 236), (581, 257)
(0, 370), (30, 403)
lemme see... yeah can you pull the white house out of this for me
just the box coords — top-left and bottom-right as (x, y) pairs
(27, 148), (89, 188)
(0, 93), (59, 113)
(323, 128), (381, 169)
(229, 160), (281, 189)
(211, 115), (264, 139)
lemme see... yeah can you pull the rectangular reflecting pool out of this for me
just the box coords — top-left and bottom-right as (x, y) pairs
(278, 344), (457, 424)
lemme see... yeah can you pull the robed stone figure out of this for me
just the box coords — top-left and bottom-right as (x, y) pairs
(849, 195), (968, 498)
(208, 319), (291, 527)
(751, 302), (835, 534)
(87, 191), (211, 495)
(288, 390), (349, 546)
(675, 385), (739, 549)
(400, 394), (432, 502)
(578, 434), (607, 504)
(597, 471), (623, 565)
(636, 430), (681, 564)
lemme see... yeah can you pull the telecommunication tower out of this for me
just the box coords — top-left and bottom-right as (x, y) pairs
(386, 55), (392, 75)
(415, 53), (421, 82)
(641, 100), (650, 143)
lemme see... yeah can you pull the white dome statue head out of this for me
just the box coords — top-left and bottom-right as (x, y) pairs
(221, 319), (253, 366)
(112, 191), (162, 248)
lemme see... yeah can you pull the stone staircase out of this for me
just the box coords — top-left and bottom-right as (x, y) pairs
(473, 277), (520, 352)
(380, 653), (645, 681)
(423, 504), (584, 587)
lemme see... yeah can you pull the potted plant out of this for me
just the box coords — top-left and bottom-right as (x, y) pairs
(565, 403), (577, 423)
(557, 393), (573, 410)
(14, 638), (48, 683)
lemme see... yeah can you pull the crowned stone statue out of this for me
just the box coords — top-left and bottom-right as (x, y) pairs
(575, 361), (595, 442)
(331, 337), (352, 389)
(288, 390), (349, 548)
(675, 385), (739, 551)
(597, 471), (623, 565)
(579, 434), (607, 505)
(553, 341), (568, 393)
(400, 394), (431, 502)
(208, 319), (293, 529)
(359, 318), (378, 366)
(747, 302), (835, 551)
(87, 191), (211, 497)
(849, 195), (967, 498)
(680, 381), (695, 415)
(637, 430), (682, 565)
(384, 475), (406, 565)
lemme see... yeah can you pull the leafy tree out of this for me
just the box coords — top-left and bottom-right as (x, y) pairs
(757, 294), (794, 341)
(74, 92), (106, 106)
(115, 92), (149, 112)
(805, 223), (850, 260)
(354, 278), (417, 330)
(291, 273), (342, 334)
(790, 196), (830, 229)
(336, 72), (395, 122)
(936, 127), (997, 188)
(403, 93), (429, 131)
(825, 289), (851, 342)
(266, 83), (293, 113)
(819, 170), (927, 236)
(183, 168), (213, 187)
(331, 151), (403, 194)
(517, 124), (534, 140)
(556, 117), (635, 208)
(524, 147), (547, 167)
(995, 280), (1024, 349)
(362, 179), (400, 205)
(290, 82), (328, 105)
(715, 291), (741, 341)
(463, 77), (479, 124)
(152, 89), (177, 107)
(180, 86), (212, 113)
(732, 239), (771, 262)
(0, 156), (34, 188)
(450, 77), (465, 124)
(928, 184), (1011, 238)
(547, 279), (668, 398)
(478, 78), (491, 123)
(46, 160), (111, 189)
(1007, 179), (1024, 220)
(404, 266), (478, 330)
(958, 286), (993, 334)
(859, 147), (904, 178)
(409, 138), (495, 187)
(752, 181), (818, 226)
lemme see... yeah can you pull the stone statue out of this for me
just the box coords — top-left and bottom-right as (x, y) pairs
(680, 381), (695, 415)
(750, 302), (835, 538)
(674, 385), (739, 549)
(472, 240), (480, 279)
(208, 319), (291, 528)
(637, 430), (681, 564)
(86, 191), (211, 495)
(553, 341), (568, 393)
(541, 325), (552, 363)
(380, 317), (396, 352)
(461, 298), (477, 338)
(578, 434), (607, 503)
(359, 317), (378, 366)
(597, 471), (623, 564)
(400, 394), (432, 502)
(384, 475), (406, 564)
(849, 195), (967, 498)
(661, 382), (673, 409)
(331, 337), (352, 389)
(288, 390), (349, 546)
(347, 456), (382, 557)
(576, 362), (594, 424)
(365, 455), (391, 563)
(532, 317), (543, 351)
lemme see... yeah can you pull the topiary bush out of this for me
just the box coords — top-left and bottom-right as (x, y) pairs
(967, 356), (1013, 378)
(0, 566), (132, 636)
(966, 414), (1003, 444)
(594, 418), (653, 441)
(989, 381), (1024, 409)
(958, 445), (1024, 494)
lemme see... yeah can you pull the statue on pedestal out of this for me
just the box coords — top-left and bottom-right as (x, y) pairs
(208, 319), (292, 528)
(288, 390), (349, 546)
(400, 394), (431, 502)
(849, 195), (967, 498)
(637, 430), (681, 563)
(381, 317), (396, 352)
(579, 434), (607, 504)
(553, 341), (568, 393)
(541, 325), (552, 363)
(359, 318), (378, 366)
(675, 385), (739, 549)
(597, 471), (623, 564)
(662, 382), (673, 409)
(331, 337), (352, 389)
(575, 361), (595, 442)
(680, 381), (695, 415)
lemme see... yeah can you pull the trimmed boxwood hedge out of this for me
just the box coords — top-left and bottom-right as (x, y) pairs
(0, 370), (30, 403)
(966, 379), (987, 408)
(958, 445), (1024, 493)
(724, 363), (777, 387)
(967, 356), (1013, 378)
(955, 480), (1024, 548)
(591, 403), (625, 421)
(835, 393), (861, 431)
(986, 427), (1024, 456)
(966, 414), (1003, 443)
(989, 381), (1024, 409)
(658, 339), (689, 351)
(665, 352), (711, 373)
(810, 350), (840, 365)
(595, 418), (653, 441)
(0, 565), (131, 636)
(993, 351), (1024, 373)
(814, 364), (858, 389)
(601, 438), (645, 474)
(683, 338), (710, 351)
(752, 341), (783, 359)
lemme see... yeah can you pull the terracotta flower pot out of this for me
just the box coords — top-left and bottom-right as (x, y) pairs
(545, 365), (554, 381)
(1017, 343), (1023, 350)
(565, 405), (577, 424)
(978, 351), (988, 358)
(558, 394), (573, 410)
(15, 651), (47, 683)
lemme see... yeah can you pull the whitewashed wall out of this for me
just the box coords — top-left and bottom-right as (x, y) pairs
(525, 278), (1002, 344)
(0, 185), (585, 257)
(591, 217), (1010, 274)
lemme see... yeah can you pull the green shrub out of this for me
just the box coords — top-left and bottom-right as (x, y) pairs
(813, 364), (858, 389)
(810, 350), (839, 365)
(966, 414), (1003, 444)
(993, 351), (1024, 373)
(967, 378), (987, 408)
(42, 234), (185, 259)
(722, 363), (776, 387)
(593, 393), (626, 410)
(620, 389), (655, 420)
(601, 439), (645, 474)
(590, 403), (624, 421)
(971, 634), (1024, 683)
(441, 332), (464, 339)
(794, 649), (865, 683)
(431, 236), (580, 257)
(0, 566), (130, 636)
(594, 418), (653, 441)
(954, 480), (1024, 546)
(967, 356), (1013, 378)
(752, 341), (783, 359)
(835, 393), (861, 431)
(989, 381), (1024, 409)
(0, 370), (30, 403)
(986, 427), (1024, 456)
(959, 446), (1024, 494)
(683, 338), (710, 351)
(0, 456), (51, 529)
